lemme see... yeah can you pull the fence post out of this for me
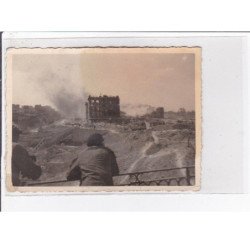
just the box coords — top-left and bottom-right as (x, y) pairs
(186, 168), (191, 185)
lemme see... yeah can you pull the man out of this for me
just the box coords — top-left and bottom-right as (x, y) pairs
(67, 133), (119, 186)
(12, 125), (42, 186)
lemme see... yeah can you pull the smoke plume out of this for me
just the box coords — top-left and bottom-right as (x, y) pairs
(47, 88), (88, 118)
(121, 103), (155, 117)
(37, 68), (89, 119)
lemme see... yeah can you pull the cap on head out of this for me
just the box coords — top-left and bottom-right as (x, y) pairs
(87, 133), (104, 147)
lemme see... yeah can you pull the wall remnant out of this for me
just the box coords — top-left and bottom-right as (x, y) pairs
(12, 104), (61, 131)
(85, 95), (120, 122)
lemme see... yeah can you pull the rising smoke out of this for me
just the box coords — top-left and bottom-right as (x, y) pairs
(121, 103), (155, 117)
(47, 87), (88, 119)
(37, 69), (89, 119)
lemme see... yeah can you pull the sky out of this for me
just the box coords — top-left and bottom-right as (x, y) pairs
(12, 48), (195, 116)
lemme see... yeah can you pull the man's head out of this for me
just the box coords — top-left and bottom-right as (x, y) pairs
(12, 125), (22, 142)
(86, 133), (104, 147)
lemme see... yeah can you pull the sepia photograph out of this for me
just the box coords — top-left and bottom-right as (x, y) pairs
(5, 47), (201, 192)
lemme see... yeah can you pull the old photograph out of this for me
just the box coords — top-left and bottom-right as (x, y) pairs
(5, 47), (201, 192)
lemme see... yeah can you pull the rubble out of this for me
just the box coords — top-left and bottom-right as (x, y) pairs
(13, 104), (61, 131)
(14, 99), (195, 186)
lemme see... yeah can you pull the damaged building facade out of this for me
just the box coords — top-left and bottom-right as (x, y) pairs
(13, 104), (61, 131)
(149, 107), (165, 119)
(85, 95), (120, 122)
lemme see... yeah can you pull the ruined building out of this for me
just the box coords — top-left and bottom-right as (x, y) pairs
(149, 107), (165, 119)
(12, 104), (61, 131)
(85, 95), (120, 122)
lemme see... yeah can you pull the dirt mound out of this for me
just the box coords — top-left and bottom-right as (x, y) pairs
(24, 121), (195, 185)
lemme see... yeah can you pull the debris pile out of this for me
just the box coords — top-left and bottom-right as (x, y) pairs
(14, 101), (196, 186)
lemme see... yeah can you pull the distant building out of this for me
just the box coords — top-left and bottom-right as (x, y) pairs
(12, 104), (61, 130)
(150, 107), (165, 119)
(85, 95), (120, 122)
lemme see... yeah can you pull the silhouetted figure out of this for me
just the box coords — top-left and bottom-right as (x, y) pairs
(67, 133), (119, 186)
(12, 125), (41, 186)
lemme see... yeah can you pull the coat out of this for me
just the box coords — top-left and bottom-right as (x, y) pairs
(12, 143), (42, 186)
(67, 146), (119, 186)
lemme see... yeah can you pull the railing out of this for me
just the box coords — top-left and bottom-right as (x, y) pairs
(114, 166), (195, 186)
(26, 166), (195, 186)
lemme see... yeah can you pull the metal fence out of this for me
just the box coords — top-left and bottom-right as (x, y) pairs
(26, 166), (195, 186)
(114, 166), (195, 186)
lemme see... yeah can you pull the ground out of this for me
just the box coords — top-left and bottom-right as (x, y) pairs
(19, 118), (195, 186)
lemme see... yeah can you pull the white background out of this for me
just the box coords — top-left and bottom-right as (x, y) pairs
(1, 33), (250, 211)
(1, 1), (250, 250)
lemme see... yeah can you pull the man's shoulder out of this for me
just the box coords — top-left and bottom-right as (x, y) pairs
(78, 146), (115, 156)
(102, 146), (113, 152)
(86, 146), (114, 154)
(12, 143), (27, 153)
(102, 147), (116, 157)
(78, 146), (106, 156)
